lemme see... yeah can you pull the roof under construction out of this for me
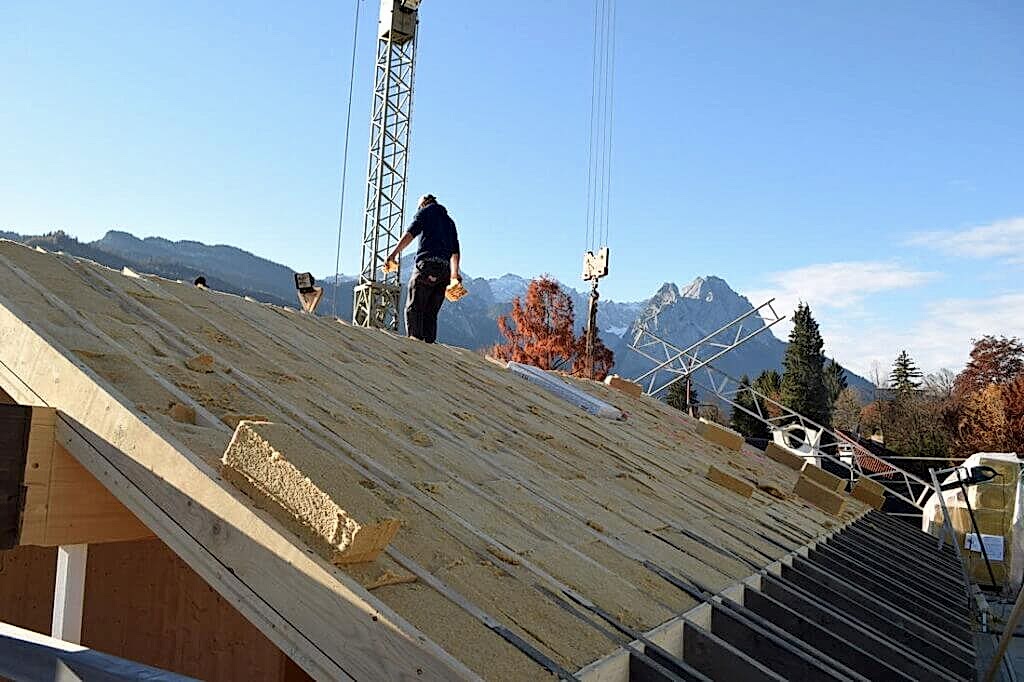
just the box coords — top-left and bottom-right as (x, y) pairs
(0, 240), (976, 680)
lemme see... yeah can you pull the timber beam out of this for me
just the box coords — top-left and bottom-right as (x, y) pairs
(0, 405), (153, 548)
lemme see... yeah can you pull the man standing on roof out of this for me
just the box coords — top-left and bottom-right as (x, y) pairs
(384, 194), (462, 344)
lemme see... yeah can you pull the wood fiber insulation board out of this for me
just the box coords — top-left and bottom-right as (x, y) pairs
(221, 420), (400, 565)
(794, 475), (847, 516)
(764, 442), (805, 470)
(852, 476), (885, 498)
(705, 465), (754, 498)
(0, 242), (857, 679)
(799, 463), (847, 493)
(968, 481), (1015, 510)
(696, 420), (744, 451)
(46, 249), (614, 667)
(0, 246), (471, 681)
(850, 485), (885, 510)
(603, 375), (643, 398)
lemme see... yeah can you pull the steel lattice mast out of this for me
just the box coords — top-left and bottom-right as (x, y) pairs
(353, 1), (420, 331)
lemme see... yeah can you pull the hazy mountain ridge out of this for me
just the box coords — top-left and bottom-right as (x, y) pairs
(0, 229), (871, 395)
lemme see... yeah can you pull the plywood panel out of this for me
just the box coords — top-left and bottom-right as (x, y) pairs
(83, 539), (307, 682)
(0, 545), (57, 634)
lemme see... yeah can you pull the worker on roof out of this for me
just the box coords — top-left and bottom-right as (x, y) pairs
(384, 194), (462, 344)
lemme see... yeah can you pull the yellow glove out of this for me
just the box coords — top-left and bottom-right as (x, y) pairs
(382, 259), (399, 274)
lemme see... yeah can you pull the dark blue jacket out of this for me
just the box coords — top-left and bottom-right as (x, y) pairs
(407, 203), (460, 263)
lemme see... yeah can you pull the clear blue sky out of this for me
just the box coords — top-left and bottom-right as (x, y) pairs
(2, 1), (1022, 374)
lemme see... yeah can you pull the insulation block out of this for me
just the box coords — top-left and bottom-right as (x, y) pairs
(222, 421), (400, 565)
(852, 476), (885, 498)
(603, 375), (643, 398)
(185, 353), (215, 373)
(794, 474), (847, 515)
(850, 485), (885, 510)
(696, 420), (744, 451)
(168, 403), (196, 425)
(968, 481), (1016, 510)
(705, 465), (754, 498)
(949, 507), (1013, 537)
(800, 464), (847, 493)
(764, 442), (804, 470)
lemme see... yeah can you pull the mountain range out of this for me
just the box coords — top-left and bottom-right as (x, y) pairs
(0, 229), (872, 398)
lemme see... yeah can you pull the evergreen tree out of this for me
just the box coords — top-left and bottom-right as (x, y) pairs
(824, 359), (848, 404)
(779, 303), (831, 426)
(889, 350), (923, 392)
(666, 379), (696, 413)
(730, 375), (770, 439)
(754, 369), (783, 418)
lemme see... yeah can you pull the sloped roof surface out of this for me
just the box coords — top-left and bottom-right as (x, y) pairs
(0, 241), (868, 680)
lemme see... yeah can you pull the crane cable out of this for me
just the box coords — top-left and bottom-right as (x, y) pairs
(584, 0), (617, 254)
(331, 0), (363, 319)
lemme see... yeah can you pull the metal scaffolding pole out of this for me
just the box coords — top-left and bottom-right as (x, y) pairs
(353, 1), (419, 331)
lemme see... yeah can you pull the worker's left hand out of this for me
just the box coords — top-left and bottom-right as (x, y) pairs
(382, 259), (399, 273)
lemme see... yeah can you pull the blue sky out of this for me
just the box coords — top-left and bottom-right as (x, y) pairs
(2, 1), (1022, 375)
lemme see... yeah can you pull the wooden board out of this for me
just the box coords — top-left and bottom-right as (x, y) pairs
(19, 407), (153, 547)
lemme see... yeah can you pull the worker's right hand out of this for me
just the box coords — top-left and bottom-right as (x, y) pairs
(382, 259), (399, 274)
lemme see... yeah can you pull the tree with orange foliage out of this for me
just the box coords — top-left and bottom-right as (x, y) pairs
(954, 336), (1024, 395)
(952, 335), (1024, 455)
(491, 276), (614, 380)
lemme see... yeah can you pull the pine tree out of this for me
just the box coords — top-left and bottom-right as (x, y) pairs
(889, 350), (923, 392)
(779, 303), (831, 426)
(754, 369), (783, 418)
(730, 375), (770, 439)
(666, 381), (688, 412)
(666, 378), (697, 414)
(824, 359), (848, 405)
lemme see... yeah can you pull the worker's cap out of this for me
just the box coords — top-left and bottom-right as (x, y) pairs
(418, 194), (437, 207)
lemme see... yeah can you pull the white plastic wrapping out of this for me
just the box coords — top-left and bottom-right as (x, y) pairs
(922, 452), (1023, 594)
(505, 362), (624, 420)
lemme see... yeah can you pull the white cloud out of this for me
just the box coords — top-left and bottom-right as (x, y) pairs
(909, 216), (1024, 264)
(813, 292), (1024, 378)
(745, 261), (938, 346)
(741, 260), (1024, 379)
(747, 260), (937, 311)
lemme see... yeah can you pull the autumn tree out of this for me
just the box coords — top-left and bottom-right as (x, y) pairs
(832, 387), (863, 432)
(951, 336), (1024, 455)
(954, 336), (1024, 396)
(956, 384), (1010, 454)
(780, 303), (831, 427)
(491, 276), (614, 380)
(889, 350), (923, 392)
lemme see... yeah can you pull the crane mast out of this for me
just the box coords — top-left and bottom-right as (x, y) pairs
(353, 0), (421, 331)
